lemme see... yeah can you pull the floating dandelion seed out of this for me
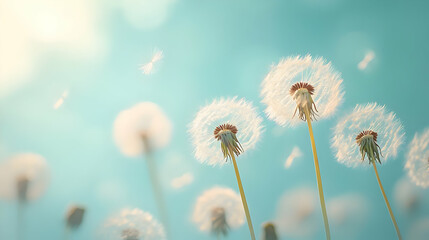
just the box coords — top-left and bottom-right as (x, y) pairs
(101, 208), (166, 240)
(170, 172), (194, 189)
(405, 128), (429, 188)
(331, 103), (404, 239)
(261, 55), (343, 240)
(113, 102), (172, 156)
(189, 97), (262, 240)
(284, 146), (302, 169)
(189, 97), (263, 166)
(261, 55), (344, 127)
(327, 193), (368, 239)
(53, 90), (69, 110)
(113, 102), (172, 235)
(140, 50), (163, 75)
(358, 51), (375, 70)
(192, 187), (245, 238)
(262, 222), (278, 240)
(394, 177), (421, 214)
(275, 187), (320, 237)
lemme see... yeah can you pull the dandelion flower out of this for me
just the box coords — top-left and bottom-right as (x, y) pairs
(113, 102), (172, 157)
(113, 102), (172, 234)
(275, 187), (320, 237)
(0, 153), (50, 201)
(327, 193), (368, 239)
(394, 177), (421, 214)
(261, 55), (343, 239)
(405, 128), (429, 188)
(189, 97), (263, 166)
(261, 55), (344, 127)
(189, 97), (262, 240)
(140, 50), (163, 75)
(101, 208), (166, 240)
(192, 186), (245, 238)
(262, 222), (278, 240)
(331, 103), (404, 239)
(332, 103), (404, 168)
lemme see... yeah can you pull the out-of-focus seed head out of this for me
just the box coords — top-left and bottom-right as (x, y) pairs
(211, 207), (229, 237)
(263, 222), (278, 240)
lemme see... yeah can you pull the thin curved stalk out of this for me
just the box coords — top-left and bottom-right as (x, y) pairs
(304, 108), (331, 240)
(145, 152), (170, 236)
(372, 161), (402, 240)
(230, 153), (256, 240)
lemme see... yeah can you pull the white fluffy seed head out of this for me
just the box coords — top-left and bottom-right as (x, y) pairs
(113, 102), (172, 157)
(192, 186), (245, 233)
(0, 153), (50, 201)
(261, 55), (344, 127)
(275, 187), (320, 237)
(405, 128), (429, 188)
(100, 208), (166, 240)
(189, 97), (263, 166)
(331, 103), (405, 168)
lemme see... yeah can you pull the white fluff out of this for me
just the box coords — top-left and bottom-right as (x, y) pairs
(140, 50), (163, 75)
(331, 103), (405, 168)
(405, 128), (429, 188)
(113, 102), (172, 157)
(100, 208), (166, 240)
(192, 186), (245, 232)
(0, 153), (50, 201)
(189, 97), (263, 166)
(261, 55), (344, 127)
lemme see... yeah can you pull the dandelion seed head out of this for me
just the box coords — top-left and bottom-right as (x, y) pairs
(189, 97), (263, 166)
(192, 186), (245, 233)
(405, 128), (429, 188)
(275, 187), (320, 237)
(101, 208), (166, 240)
(113, 102), (172, 157)
(331, 103), (405, 168)
(261, 55), (344, 127)
(0, 153), (50, 201)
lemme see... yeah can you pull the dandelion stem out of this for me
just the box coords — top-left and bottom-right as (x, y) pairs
(17, 202), (25, 240)
(230, 153), (256, 240)
(372, 161), (402, 240)
(144, 152), (170, 237)
(304, 108), (331, 240)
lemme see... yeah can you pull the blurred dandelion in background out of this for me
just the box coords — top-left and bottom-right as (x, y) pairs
(64, 205), (86, 240)
(261, 55), (344, 239)
(275, 187), (320, 238)
(0, 153), (50, 240)
(100, 208), (166, 240)
(113, 102), (172, 235)
(189, 97), (262, 240)
(405, 128), (429, 188)
(192, 186), (245, 239)
(261, 222), (278, 240)
(327, 193), (368, 239)
(393, 177), (422, 214)
(331, 103), (405, 239)
(407, 218), (429, 240)
(170, 172), (194, 189)
(140, 49), (163, 75)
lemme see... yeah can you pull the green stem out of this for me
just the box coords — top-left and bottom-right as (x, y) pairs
(304, 108), (331, 240)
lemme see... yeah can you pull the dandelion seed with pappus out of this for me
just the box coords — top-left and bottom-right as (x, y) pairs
(261, 55), (344, 239)
(189, 97), (263, 240)
(331, 103), (405, 240)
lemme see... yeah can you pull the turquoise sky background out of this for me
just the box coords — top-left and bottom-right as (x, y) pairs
(0, 0), (428, 239)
